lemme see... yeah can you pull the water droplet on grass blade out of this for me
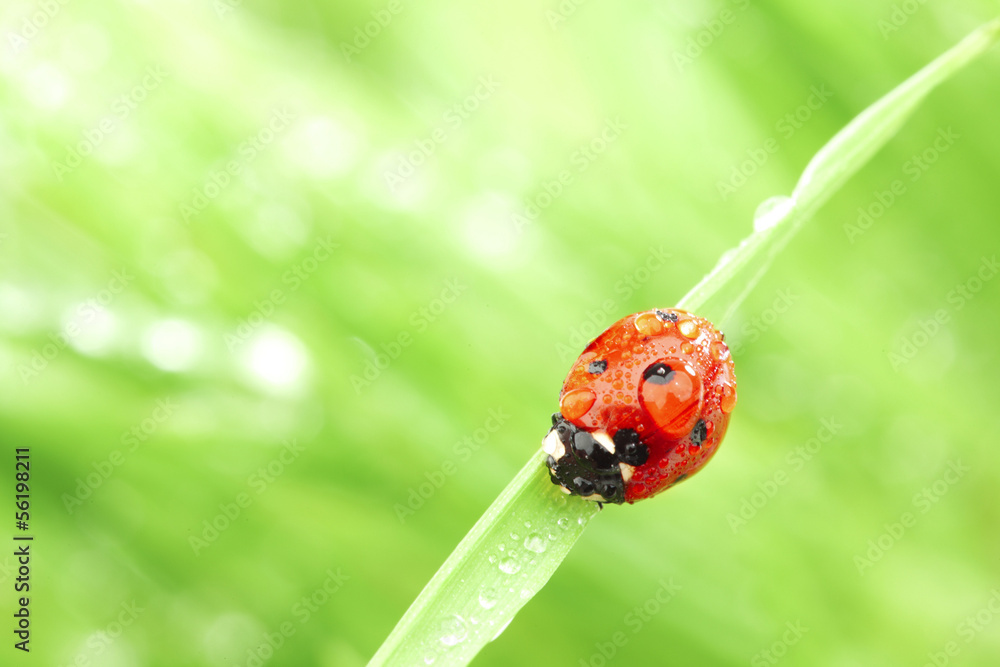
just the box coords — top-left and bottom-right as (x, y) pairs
(524, 534), (547, 554)
(439, 614), (468, 647)
(478, 590), (498, 610)
(498, 557), (520, 575)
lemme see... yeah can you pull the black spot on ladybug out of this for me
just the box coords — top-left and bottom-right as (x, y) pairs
(643, 362), (675, 384)
(613, 428), (649, 466)
(587, 359), (608, 374)
(690, 419), (708, 447)
(573, 476), (595, 496)
(655, 310), (679, 322)
(601, 481), (619, 498)
(551, 412), (561, 427)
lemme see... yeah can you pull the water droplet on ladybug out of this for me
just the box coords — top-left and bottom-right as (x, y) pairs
(710, 340), (730, 361)
(720, 383), (738, 414)
(680, 342), (695, 355)
(678, 319), (699, 339)
(639, 361), (703, 437)
(560, 387), (596, 423)
(634, 312), (663, 336)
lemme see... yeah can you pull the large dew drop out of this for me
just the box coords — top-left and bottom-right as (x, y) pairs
(498, 557), (520, 575)
(523, 534), (547, 554)
(439, 614), (469, 647)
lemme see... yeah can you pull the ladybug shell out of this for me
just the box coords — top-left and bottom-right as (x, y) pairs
(544, 308), (737, 504)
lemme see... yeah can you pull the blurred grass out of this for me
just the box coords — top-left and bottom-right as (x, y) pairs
(1, 0), (999, 665)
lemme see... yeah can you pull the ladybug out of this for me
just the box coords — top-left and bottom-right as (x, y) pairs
(543, 308), (737, 504)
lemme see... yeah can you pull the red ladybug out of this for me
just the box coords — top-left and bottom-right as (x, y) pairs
(543, 308), (737, 504)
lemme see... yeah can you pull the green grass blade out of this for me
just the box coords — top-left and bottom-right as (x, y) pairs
(370, 18), (1000, 667)
(369, 451), (600, 666)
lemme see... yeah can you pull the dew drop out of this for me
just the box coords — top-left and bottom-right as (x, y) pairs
(424, 653), (436, 665)
(519, 588), (532, 599)
(510, 532), (520, 541)
(634, 311), (664, 336)
(560, 387), (596, 422)
(720, 383), (738, 414)
(524, 533), (547, 554)
(557, 517), (570, 529)
(439, 614), (469, 647)
(499, 557), (520, 575)
(678, 319), (699, 339)
(479, 590), (498, 610)
(639, 361), (703, 437)
(524, 521), (531, 528)
(710, 340), (730, 361)
(680, 342), (695, 355)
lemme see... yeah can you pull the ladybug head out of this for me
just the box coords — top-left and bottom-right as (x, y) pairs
(542, 413), (648, 504)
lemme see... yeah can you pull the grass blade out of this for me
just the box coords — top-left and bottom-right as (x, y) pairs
(369, 451), (599, 666)
(370, 18), (1000, 667)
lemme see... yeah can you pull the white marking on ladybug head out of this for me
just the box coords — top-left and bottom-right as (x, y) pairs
(542, 429), (565, 459)
(558, 485), (571, 494)
(592, 430), (615, 455)
(619, 462), (634, 483)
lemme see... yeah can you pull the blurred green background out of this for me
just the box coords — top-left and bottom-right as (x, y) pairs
(1, 0), (999, 665)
